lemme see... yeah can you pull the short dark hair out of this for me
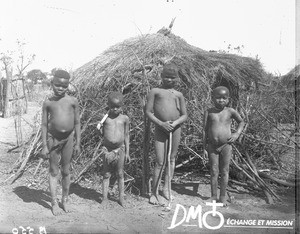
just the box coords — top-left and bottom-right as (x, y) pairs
(108, 91), (123, 103)
(161, 63), (179, 79)
(212, 86), (230, 96)
(54, 69), (70, 79)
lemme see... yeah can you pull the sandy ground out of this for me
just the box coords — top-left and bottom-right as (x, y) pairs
(0, 102), (297, 234)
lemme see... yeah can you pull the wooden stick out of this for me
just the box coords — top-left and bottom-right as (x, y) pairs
(33, 158), (43, 177)
(167, 132), (172, 208)
(232, 144), (280, 202)
(97, 113), (109, 130)
(255, 109), (299, 147)
(258, 172), (297, 187)
(240, 132), (294, 149)
(175, 156), (196, 169)
(142, 106), (151, 195)
(73, 141), (103, 184)
(10, 126), (41, 184)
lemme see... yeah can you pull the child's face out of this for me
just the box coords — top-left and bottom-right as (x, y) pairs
(51, 77), (69, 97)
(161, 76), (177, 88)
(108, 98), (122, 116)
(212, 91), (229, 109)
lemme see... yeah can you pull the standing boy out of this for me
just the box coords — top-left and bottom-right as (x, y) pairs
(145, 63), (187, 205)
(203, 86), (245, 206)
(98, 92), (130, 207)
(41, 69), (81, 215)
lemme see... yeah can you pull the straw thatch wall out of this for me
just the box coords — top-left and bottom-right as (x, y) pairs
(280, 65), (300, 93)
(72, 31), (266, 178)
(74, 32), (264, 98)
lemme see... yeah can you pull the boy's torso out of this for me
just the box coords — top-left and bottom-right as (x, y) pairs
(46, 95), (77, 140)
(207, 107), (232, 145)
(103, 114), (127, 149)
(153, 88), (181, 121)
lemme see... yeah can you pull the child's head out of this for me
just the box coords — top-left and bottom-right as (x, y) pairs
(51, 70), (70, 97)
(161, 63), (179, 88)
(212, 86), (230, 109)
(107, 92), (123, 115)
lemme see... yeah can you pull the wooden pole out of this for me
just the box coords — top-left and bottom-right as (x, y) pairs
(4, 65), (12, 118)
(142, 104), (150, 196)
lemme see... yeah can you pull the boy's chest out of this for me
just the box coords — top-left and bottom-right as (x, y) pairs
(208, 112), (231, 123)
(156, 90), (178, 102)
(48, 98), (73, 111)
(105, 117), (124, 129)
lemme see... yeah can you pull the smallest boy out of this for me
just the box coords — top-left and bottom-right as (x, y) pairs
(97, 92), (130, 207)
(203, 86), (245, 206)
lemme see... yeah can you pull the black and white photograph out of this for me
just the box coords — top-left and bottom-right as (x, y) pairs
(0, 0), (298, 233)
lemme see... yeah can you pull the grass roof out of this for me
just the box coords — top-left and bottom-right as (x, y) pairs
(73, 32), (265, 93)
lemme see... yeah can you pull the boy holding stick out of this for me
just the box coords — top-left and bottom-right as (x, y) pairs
(203, 86), (245, 206)
(97, 92), (130, 207)
(145, 63), (187, 205)
(41, 70), (81, 215)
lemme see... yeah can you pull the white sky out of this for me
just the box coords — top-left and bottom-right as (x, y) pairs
(0, 0), (296, 75)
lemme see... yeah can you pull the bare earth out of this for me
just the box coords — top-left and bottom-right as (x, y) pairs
(0, 102), (296, 234)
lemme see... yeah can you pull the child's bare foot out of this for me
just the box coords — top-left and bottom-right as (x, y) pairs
(51, 200), (62, 216)
(219, 196), (229, 207)
(101, 198), (110, 208)
(62, 197), (71, 213)
(118, 197), (127, 208)
(209, 196), (218, 203)
(162, 189), (170, 200)
(149, 194), (161, 205)
(162, 189), (174, 201)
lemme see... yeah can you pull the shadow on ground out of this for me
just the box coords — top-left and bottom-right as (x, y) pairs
(13, 186), (52, 210)
(70, 183), (102, 202)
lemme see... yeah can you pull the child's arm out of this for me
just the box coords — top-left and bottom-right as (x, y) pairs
(124, 116), (130, 163)
(41, 101), (49, 158)
(97, 113), (108, 130)
(73, 98), (81, 157)
(145, 89), (173, 132)
(228, 109), (245, 143)
(203, 110), (208, 157)
(170, 92), (188, 127)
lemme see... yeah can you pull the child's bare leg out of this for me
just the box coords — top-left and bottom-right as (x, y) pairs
(208, 144), (219, 201)
(61, 135), (73, 213)
(163, 127), (181, 200)
(49, 150), (62, 216)
(149, 131), (166, 205)
(117, 152), (125, 207)
(219, 144), (232, 206)
(102, 160), (111, 207)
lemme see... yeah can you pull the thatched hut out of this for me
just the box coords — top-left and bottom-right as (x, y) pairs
(72, 30), (266, 184)
(74, 32), (264, 102)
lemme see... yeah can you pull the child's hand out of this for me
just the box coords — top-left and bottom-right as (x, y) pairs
(228, 133), (240, 143)
(97, 122), (103, 130)
(41, 146), (50, 159)
(169, 121), (176, 129)
(125, 154), (131, 164)
(73, 145), (81, 159)
(203, 149), (208, 159)
(160, 121), (174, 132)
